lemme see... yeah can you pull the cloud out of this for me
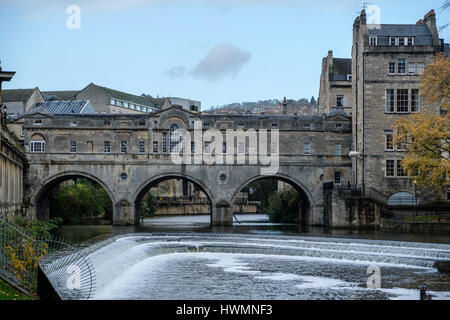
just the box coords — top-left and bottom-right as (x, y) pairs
(190, 43), (251, 81)
(166, 65), (187, 78)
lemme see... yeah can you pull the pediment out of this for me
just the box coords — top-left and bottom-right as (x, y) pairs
(25, 112), (53, 118)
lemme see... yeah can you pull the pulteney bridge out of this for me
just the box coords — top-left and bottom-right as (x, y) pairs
(23, 106), (352, 226)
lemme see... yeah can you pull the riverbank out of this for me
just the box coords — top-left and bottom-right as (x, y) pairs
(0, 278), (33, 300)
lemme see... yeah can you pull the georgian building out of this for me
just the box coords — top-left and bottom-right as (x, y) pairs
(0, 65), (25, 216)
(350, 9), (448, 202)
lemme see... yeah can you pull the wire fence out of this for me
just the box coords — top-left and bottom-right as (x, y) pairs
(0, 217), (96, 299)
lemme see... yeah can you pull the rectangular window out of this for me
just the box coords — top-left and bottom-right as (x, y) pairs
(110, 99), (115, 105)
(138, 140), (145, 154)
(398, 59), (406, 74)
(121, 141), (128, 154)
(407, 37), (414, 46)
(386, 160), (395, 177)
(152, 141), (158, 153)
(304, 123), (311, 129)
(204, 141), (211, 154)
(124, 102), (129, 108)
(416, 63), (424, 74)
(162, 133), (167, 152)
(271, 123), (278, 128)
(334, 171), (341, 185)
(411, 89), (419, 112)
(304, 143), (311, 155)
(397, 160), (406, 177)
(238, 122), (245, 129)
(386, 89), (395, 112)
(408, 63), (416, 74)
(389, 37), (396, 46)
(69, 141), (77, 153)
(191, 141), (195, 155)
(203, 122), (210, 128)
(21, 126), (25, 136)
(222, 142), (227, 154)
(104, 141), (111, 153)
(385, 132), (394, 150)
(336, 95), (344, 107)
(396, 89), (409, 112)
(335, 144), (342, 156)
(238, 141), (245, 155)
(388, 62), (396, 74)
(117, 100), (123, 107)
(396, 128), (407, 150)
(398, 37), (405, 46)
(369, 36), (377, 46)
(30, 141), (45, 153)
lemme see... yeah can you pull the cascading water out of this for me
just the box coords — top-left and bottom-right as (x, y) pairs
(87, 233), (450, 300)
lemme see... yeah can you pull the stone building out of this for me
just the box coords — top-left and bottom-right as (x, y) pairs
(318, 50), (353, 115)
(350, 9), (448, 203)
(0, 66), (25, 216)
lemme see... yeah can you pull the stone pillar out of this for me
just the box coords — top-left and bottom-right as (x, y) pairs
(212, 200), (233, 226)
(113, 200), (135, 225)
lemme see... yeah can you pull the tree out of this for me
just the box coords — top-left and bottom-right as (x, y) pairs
(266, 188), (301, 223)
(49, 179), (113, 224)
(394, 53), (450, 194)
(140, 193), (156, 220)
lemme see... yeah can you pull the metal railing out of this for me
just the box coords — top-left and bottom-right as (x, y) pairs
(0, 217), (96, 299)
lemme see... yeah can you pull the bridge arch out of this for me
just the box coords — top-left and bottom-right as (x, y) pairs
(131, 172), (215, 224)
(231, 173), (314, 225)
(32, 171), (116, 221)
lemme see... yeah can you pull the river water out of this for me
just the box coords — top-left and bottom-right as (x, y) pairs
(55, 214), (450, 300)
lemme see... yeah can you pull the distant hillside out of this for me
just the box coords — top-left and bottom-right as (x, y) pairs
(205, 97), (318, 115)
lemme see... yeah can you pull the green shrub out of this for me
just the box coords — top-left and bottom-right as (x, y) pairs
(267, 188), (301, 223)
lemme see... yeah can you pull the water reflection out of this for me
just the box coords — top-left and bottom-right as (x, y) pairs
(55, 214), (450, 245)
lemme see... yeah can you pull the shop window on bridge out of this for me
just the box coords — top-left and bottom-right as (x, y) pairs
(169, 124), (180, 153)
(30, 134), (45, 153)
(388, 192), (416, 206)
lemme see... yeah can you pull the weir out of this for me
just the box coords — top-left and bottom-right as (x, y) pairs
(87, 233), (450, 300)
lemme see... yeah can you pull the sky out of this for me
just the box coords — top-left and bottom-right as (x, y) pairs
(0, 0), (449, 109)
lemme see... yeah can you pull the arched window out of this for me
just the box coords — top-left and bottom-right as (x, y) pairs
(169, 124), (180, 153)
(388, 192), (416, 206)
(30, 133), (45, 153)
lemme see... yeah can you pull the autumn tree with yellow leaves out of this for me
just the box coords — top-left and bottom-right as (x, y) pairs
(394, 53), (450, 195)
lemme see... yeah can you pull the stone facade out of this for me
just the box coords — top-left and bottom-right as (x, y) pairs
(351, 9), (447, 203)
(318, 51), (353, 115)
(23, 105), (352, 226)
(0, 67), (25, 217)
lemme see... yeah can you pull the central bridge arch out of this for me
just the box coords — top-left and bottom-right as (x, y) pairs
(131, 173), (215, 224)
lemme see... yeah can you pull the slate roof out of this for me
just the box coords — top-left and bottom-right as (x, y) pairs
(1, 89), (35, 102)
(368, 24), (433, 46)
(41, 90), (79, 101)
(96, 85), (164, 109)
(28, 100), (94, 114)
(330, 58), (352, 81)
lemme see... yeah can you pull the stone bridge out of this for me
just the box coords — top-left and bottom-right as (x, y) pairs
(23, 106), (352, 226)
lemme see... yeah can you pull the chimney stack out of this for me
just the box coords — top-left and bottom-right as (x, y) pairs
(282, 97), (287, 115)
